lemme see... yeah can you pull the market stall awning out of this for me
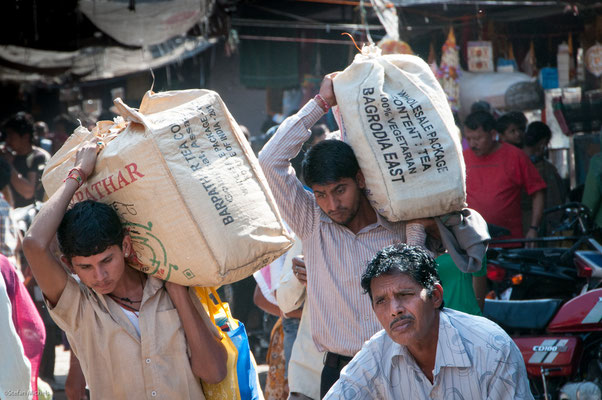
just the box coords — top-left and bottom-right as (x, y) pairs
(0, 36), (216, 85)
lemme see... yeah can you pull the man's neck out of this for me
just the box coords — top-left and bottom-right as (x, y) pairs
(407, 312), (440, 384)
(345, 195), (377, 234)
(480, 141), (501, 158)
(111, 266), (145, 299)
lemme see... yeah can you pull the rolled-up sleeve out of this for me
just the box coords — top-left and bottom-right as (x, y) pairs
(258, 100), (325, 239)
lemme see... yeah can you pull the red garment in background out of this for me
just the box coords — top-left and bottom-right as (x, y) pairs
(464, 142), (546, 247)
(1, 256), (46, 399)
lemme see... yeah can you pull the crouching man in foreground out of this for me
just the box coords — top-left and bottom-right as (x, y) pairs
(23, 140), (227, 399)
(324, 243), (533, 400)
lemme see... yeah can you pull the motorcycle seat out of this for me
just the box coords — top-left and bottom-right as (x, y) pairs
(483, 298), (563, 330)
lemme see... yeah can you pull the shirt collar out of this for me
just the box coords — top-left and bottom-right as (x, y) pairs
(386, 310), (472, 378)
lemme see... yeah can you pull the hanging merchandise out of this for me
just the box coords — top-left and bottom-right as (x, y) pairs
(520, 40), (538, 77)
(437, 27), (461, 113)
(557, 42), (570, 87)
(568, 34), (576, 81)
(377, 38), (414, 55)
(585, 43), (602, 77)
(370, 0), (399, 41)
(497, 42), (518, 73)
(467, 41), (494, 72)
(428, 41), (439, 76)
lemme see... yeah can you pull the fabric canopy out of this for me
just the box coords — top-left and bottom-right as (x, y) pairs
(79, 0), (214, 47)
(0, 36), (216, 84)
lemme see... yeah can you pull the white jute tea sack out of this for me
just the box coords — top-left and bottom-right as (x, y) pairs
(333, 44), (466, 221)
(42, 89), (293, 286)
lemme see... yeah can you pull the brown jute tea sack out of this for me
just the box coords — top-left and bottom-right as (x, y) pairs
(42, 89), (293, 286)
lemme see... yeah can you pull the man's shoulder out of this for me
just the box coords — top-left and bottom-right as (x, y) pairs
(444, 308), (511, 346)
(361, 329), (397, 358)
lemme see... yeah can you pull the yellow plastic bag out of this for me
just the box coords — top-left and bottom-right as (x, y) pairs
(194, 287), (263, 400)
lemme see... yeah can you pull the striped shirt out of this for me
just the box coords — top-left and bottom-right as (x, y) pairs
(258, 99), (407, 356)
(324, 308), (534, 399)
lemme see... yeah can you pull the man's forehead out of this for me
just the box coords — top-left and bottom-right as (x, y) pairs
(371, 270), (419, 292)
(464, 127), (488, 137)
(312, 178), (353, 192)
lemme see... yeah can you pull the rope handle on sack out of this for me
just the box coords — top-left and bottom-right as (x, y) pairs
(341, 32), (362, 53)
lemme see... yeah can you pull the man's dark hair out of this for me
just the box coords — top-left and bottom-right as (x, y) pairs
(505, 110), (528, 132)
(524, 121), (552, 147)
(361, 243), (443, 309)
(302, 139), (359, 187)
(57, 200), (125, 261)
(52, 114), (79, 135)
(464, 111), (496, 133)
(2, 112), (35, 143)
(0, 158), (11, 190)
(495, 114), (517, 135)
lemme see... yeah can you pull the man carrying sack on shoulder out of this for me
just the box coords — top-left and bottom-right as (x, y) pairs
(258, 73), (439, 396)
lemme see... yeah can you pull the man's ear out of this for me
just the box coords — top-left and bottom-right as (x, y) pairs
(60, 255), (75, 274)
(431, 283), (443, 308)
(122, 235), (132, 258)
(356, 170), (366, 189)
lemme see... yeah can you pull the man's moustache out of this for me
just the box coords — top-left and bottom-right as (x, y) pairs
(390, 315), (413, 329)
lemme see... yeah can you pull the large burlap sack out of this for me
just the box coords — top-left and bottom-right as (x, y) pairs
(333, 44), (466, 221)
(42, 89), (293, 286)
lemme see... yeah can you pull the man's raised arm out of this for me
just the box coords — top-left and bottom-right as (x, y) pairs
(23, 141), (99, 305)
(258, 74), (337, 239)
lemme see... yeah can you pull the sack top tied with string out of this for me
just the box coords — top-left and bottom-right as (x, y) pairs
(333, 43), (466, 221)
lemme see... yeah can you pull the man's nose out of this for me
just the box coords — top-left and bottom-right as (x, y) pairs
(390, 297), (404, 316)
(326, 195), (338, 211)
(94, 266), (107, 281)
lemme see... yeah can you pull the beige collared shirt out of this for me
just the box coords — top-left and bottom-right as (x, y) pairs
(47, 274), (218, 400)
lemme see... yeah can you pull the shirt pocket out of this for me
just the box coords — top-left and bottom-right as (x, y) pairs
(154, 308), (188, 356)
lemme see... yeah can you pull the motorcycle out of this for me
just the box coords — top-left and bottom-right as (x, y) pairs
(486, 202), (600, 301)
(483, 236), (602, 400)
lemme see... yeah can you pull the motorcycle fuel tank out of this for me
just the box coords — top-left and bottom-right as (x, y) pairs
(548, 289), (602, 332)
(513, 336), (581, 378)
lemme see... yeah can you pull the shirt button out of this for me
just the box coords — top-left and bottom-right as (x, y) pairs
(146, 358), (151, 364)
(151, 391), (157, 397)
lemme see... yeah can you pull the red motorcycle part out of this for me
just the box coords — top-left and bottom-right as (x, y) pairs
(513, 336), (581, 378)
(548, 289), (602, 333)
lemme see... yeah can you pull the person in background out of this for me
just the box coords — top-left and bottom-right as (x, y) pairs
(0, 268), (32, 400)
(463, 111), (546, 248)
(34, 121), (54, 155)
(50, 114), (78, 155)
(0, 112), (51, 209)
(1, 254), (46, 400)
(253, 283), (289, 400)
(521, 121), (567, 235)
(435, 253), (487, 315)
(496, 113), (524, 148)
(277, 251), (325, 400)
(582, 140), (602, 230)
(324, 244), (533, 399)
(0, 157), (19, 266)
